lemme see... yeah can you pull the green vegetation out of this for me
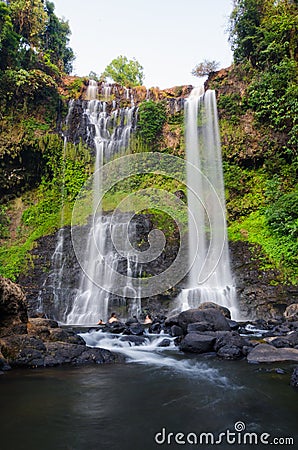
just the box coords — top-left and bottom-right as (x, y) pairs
(217, 0), (298, 282)
(102, 55), (144, 87)
(137, 100), (167, 148)
(0, 0), (297, 287)
(0, 137), (92, 280)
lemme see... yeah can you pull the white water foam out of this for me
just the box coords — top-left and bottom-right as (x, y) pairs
(81, 330), (232, 387)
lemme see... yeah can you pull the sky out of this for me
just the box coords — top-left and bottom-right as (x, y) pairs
(53, 0), (234, 89)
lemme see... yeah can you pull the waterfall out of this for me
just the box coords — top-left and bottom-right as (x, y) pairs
(178, 87), (239, 319)
(65, 81), (140, 325)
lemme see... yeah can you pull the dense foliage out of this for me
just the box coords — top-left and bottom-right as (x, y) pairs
(220, 0), (298, 281)
(137, 100), (167, 147)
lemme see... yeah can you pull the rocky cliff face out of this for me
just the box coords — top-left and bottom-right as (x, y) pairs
(17, 220), (297, 322)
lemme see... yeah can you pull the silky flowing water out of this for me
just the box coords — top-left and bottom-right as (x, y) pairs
(0, 354), (297, 450)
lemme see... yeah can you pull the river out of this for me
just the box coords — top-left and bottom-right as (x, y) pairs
(0, 333), (297, 450)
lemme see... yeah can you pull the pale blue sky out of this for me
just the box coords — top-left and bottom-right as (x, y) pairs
(53, 0), (234, 88)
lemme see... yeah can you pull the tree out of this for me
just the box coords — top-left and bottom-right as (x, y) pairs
(9, 0), (47, 49)
(102, 55), (144, 87)
(42, 1), (74, 74)
(0, 2), (21, 70)
(191, 59), (220, 77)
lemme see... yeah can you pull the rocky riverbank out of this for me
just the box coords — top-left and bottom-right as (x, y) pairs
(0, 276), (123, 371)
(1, 274), (297, 389)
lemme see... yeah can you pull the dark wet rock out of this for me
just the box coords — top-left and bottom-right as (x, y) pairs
(104, 322), (127, 334)
(270, 337), (292, 348)
(179, 333), (216, 354)
(288, 321), (298, 331)
(214, 331), (247, 360)
(273, 325), (291, 335)
(150, 322), (162, 334)
(0, 276), (28, 337)
(242, 345), (253, 356)
(247, 343), (298, 363)
(44, 342), (122, 366)
(198, 302), (231, 319)
(287, 332), (298, 347)
(158, 339), (172, 348)
(290, 367), (298, 388)
(0, 333), (123, 368)
(284, 304), (298, 321)
(170, 325), (184, 337)
(227, 319), (239, 331)
(217, 345), (243, 360)
(28, 318), (58, 330)
(0, 335), (47, 367)
(214, 331), (246, 351)
(164, 315), (179, 327)
(119, 335), (147, 346)
(187, 322), (213, 333)
(48, 328), (86, 345)
(127, 323), (145, 336)
(177, 308), (231, 333)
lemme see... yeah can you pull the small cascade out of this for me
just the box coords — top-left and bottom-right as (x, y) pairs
(178, 87), (239, 319)
(85, 79), (98, 100)
(80, 330), (230, 385)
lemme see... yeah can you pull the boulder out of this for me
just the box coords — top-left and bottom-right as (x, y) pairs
(119, 335), (147, 345)
(217, 345), (243, 360)
(170, 325), (184, 337)
(290, 367), (298, 388)
(0, 335), (47, 368)
(214, 331), (246, 350)
(270, 337), (292, 348)
(214, 331), (247, 360)
(127, 323), (145, 336)
(187, 322), (213, 333)
(177, 308), (231, 332)
(227, 319), (239, 331)
(158, 338), (172, 348)
(0, 334), (123, 368)
(164, 314), (179, 327)
(247, 344), (298, 363)
(198, 302), (231, 319)
(0, 276), (28, 337)
(284, 304), (298, 321)
(179, 332), (216, 354)
(44, 342), (122, 366)
(287, 331), (298, 347)
(48, 328), (86, 345)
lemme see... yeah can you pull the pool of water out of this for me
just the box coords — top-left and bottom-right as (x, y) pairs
(0, 335), (297, 450)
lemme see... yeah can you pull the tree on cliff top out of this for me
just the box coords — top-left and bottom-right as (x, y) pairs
(191, 59), (220, 77)
(102, 55), (144, 87)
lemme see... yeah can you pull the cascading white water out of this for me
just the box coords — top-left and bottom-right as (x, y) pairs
(178, 87), (239, 319)
(66, 81), (140, 325)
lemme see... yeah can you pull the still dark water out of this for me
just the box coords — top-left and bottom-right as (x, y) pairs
(0, 351), (297, 450)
